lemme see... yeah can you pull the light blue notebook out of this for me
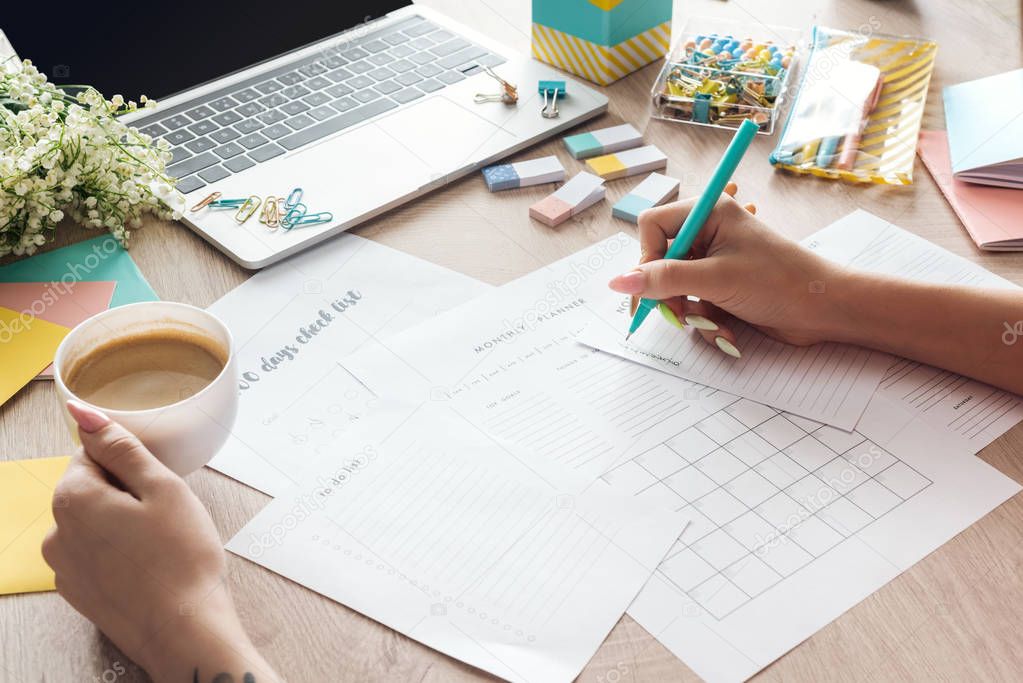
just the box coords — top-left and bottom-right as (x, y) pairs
(943, 68), (1023, 189)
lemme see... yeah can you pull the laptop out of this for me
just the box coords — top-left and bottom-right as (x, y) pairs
(4, 3), (608, 269)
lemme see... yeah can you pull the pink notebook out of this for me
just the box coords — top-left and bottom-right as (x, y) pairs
(918, 130), (1023, 251)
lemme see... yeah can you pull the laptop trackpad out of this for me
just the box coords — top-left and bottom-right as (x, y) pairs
(375, 95), (518, 181)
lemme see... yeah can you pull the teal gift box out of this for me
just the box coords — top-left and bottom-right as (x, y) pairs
(531, 0), (672, 86)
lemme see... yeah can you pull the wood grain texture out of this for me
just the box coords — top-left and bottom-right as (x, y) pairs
(1, 1), (1022, 681)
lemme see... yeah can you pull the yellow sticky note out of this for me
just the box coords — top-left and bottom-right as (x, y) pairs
(0, 456), (71, 595)
(0, 306), (71, 406)
(586, 153), (628, 179)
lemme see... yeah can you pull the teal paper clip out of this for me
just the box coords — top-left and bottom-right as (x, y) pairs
(283, 211), (333, 230)
(208, 198), (249, 209)
(284, 188), (303, 210)
(281, 203), (308, 229)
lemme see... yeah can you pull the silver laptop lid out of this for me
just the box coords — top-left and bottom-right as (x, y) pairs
(2, 1), (412, 99)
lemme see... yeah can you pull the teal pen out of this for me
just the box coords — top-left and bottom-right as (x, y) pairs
(626, 118), (760, 339)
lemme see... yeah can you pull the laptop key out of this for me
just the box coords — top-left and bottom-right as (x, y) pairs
(281, 85), (311, 100)
(169, 147), (192, 165)
(303, 92), (331, 107)
(390, 59), (416, 73)
(249, 143), (285, 162)
(210, 128), (240, 143)
(322, 55), (348, 68)
(331, 97), (358, 113)
(213, 142), (245, 159)
(462, 64), (483, 77)
(395, 71), (423, 86)
(306, 76), (331, 90)
(278, 71), (305, 86)
(285, 114), (314, 130)
(281, 101), (309, 115)
(340, 47), (369, 61)
(431, 38), (470, 57)
(139, 122), (168, 139)
(258, 93), (288, 109)
(238, 133), (270, 150)
(199, 165), (230, 183)
(409, 52), (436, 66)
(390, 89), (424, 105)
(307, 105), (335, 121)
(213, 110), (244, 126)
(263, 123), (292, 139)
(186, 105), (215, 120)
(298, 63), (327, 77)
(416, 64), (443, 78)
(278, 98), (397, 151)
(349, 61), (373, 75)
(327, 67), (354, 83)
(353, 89), (381, 103)
(368, 53), (394, 67)
(258, 109), (287, 125)
(224, 156), (255, 173)
(255, 80), (283, 94)
(404, 21), (438, 37)
(390, 44), (414, 58)
(437, 70), (466, 85)
(417, 78), (444, 94)
(186, 138), (216, 153)
(431, 30), (454, 43)
(374, 80), (402, 95)
(209, 96), (238, 112)
(477, 53), (506, 68)
(188, 120), (219, 136)
(234, 119), (264, 134)
(363, 39), (389, 53)
(233, 88), (260, 103)
(162, 114), (191, 130)
(369, 67), (395, 82)
(347, 75), (374, 89)
(409, 36), (435, 50)
(439, 46), (487, 69)
(236, 102), (266, 117)
(175, 175), (205, 195)
(167, 152), (219, 178)
(164, 129), (195, 146)
(325, 83), (354, 98)
(382, 32), (408, 46)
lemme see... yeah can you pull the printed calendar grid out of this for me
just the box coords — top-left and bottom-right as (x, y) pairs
(603, 397), (933, 620)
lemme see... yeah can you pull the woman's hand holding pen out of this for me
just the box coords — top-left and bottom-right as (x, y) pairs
(608, 183), (847, 358)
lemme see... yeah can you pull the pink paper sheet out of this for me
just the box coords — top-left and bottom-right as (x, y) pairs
(0, 281), (117, 378)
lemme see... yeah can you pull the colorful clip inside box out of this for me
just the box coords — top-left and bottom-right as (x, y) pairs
(531, 0), (672, 86)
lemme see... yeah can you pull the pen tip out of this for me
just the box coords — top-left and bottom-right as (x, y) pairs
(625, 333), (632, 342)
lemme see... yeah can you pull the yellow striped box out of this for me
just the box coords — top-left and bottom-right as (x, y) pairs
(531, 0), (672, 86)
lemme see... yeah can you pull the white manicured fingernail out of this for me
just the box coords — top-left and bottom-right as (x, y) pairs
(715, 337), (742, 358)
(684, 315), (719, 331)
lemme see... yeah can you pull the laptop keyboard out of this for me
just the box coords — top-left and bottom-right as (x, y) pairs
(135, 16), (505, 195)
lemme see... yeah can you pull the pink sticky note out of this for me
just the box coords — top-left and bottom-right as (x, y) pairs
(918, 130), (1023, 251)
(0, 281), (117, 378)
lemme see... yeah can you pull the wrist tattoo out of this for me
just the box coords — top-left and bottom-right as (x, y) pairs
(193, 670), (256, 683)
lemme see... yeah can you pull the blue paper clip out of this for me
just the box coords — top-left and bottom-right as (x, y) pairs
(283, 211), (333, 230)
(208, 197), (250, 209)
(284, 188), (304, 211)
(280, 203), (307, 229)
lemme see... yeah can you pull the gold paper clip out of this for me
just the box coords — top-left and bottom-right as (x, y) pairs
(190, 191), (222, 212)
(260, 196), (280, 229)
(473, 66), (518, 105)
(234, 195), (261, 224)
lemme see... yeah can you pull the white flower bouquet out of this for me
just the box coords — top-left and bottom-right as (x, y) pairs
(0, 57), (180, 257)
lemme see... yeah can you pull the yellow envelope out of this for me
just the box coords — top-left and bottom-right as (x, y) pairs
(0, 305), (71, 406)
(0, 456), (71, 595)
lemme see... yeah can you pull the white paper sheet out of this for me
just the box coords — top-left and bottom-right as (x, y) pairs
(623, 389), (1020, 683)
(226, 399), (682, 683)
(804, 210), (1023, 450)
(205, 234), (490, 495)
(574, 258), (890, 430)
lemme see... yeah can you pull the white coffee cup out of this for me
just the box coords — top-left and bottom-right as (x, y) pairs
(53, 302), (238, 476)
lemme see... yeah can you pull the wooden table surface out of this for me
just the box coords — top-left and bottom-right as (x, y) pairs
(3, 0), (1022, 680)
